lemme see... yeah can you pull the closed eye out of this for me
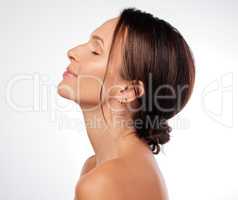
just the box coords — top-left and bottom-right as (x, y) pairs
(91, 51), (99, 55)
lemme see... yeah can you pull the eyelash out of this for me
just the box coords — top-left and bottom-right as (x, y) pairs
(91, 51), (99, 56)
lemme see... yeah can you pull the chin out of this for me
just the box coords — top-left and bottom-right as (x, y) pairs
(57, 80), (76, 101)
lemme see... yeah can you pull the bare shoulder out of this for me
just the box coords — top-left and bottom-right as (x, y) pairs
(76, 158), (124, 200)
(75, 156), (169, 200)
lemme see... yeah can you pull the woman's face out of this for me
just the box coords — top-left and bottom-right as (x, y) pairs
(57, 17), (124, 109)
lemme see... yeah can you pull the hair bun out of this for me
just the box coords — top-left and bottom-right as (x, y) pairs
(144, 119), (172, 154)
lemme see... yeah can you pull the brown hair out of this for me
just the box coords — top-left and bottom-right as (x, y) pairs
(100, 7), (196, 154)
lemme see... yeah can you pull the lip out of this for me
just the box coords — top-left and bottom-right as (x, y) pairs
(63, 67), (78, 79)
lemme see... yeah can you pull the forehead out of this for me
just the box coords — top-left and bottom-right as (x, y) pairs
(93, 17), (119, 34)
(91, 17), (119, 46)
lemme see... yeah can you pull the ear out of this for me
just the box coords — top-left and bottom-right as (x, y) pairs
(134, 80), (145, 98)
(118, 80), (145, 104)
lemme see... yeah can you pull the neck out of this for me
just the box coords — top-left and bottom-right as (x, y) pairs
(80, 104), (148, 166)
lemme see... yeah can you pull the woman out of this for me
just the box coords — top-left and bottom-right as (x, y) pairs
(57, 7), (195, 200)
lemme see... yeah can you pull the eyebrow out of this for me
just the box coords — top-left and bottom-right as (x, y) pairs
(90, 33), (104, 47)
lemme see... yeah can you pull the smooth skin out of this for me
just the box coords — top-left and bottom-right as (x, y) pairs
(58, 17), (169, 200)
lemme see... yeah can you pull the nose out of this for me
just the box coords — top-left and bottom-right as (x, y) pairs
(67, 48), (77, 62)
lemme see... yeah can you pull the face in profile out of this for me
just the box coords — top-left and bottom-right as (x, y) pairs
(57, 17), (125, 109)
(57, 7), (196, 155)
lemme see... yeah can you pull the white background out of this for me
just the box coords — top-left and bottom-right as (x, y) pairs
(0, 0), (237, 199)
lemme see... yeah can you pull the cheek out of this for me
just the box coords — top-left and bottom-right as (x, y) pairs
(58, 53), (110, 104)
(74, 60), (108, 105)
(79, 57), (107, 77)
(79, 57), (105, 78)
(75, 75), (103, 103)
